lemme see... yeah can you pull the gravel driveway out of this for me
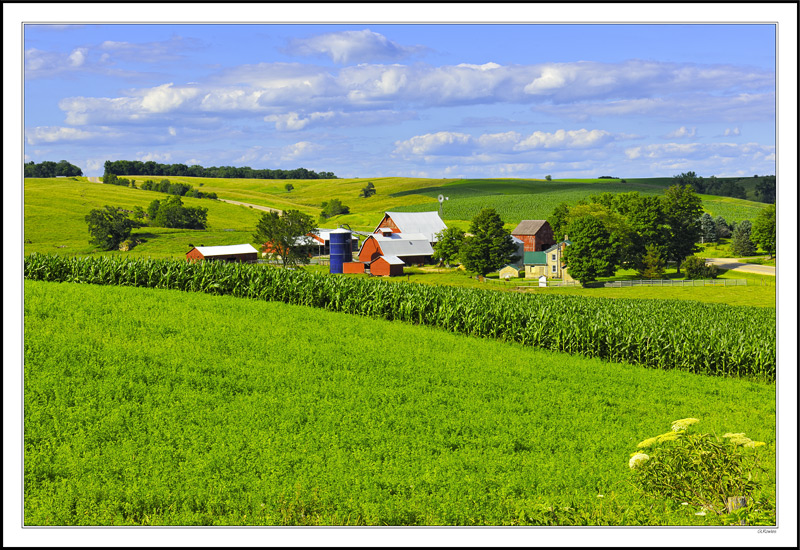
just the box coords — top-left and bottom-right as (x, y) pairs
(704, 257), (776, 276)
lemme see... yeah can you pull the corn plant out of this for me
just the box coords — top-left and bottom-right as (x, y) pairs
(24, 253), (776, 380)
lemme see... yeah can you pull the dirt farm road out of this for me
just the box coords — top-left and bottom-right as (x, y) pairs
(704, 257), (776, 276)
(86, 177), (282, 213)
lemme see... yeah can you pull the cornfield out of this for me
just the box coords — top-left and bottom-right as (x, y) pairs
(24, 253), (776, 381)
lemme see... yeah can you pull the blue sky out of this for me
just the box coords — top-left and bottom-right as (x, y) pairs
(21, 22), (778, 179)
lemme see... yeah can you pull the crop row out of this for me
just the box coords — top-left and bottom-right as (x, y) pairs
(24, 253), (776, 380)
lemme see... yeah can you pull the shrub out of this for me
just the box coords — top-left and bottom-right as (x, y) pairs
(682, 256), (718, 279)
(630, 418), (771, 523)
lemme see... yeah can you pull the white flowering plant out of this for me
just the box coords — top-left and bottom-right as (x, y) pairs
(628, 418), (770, 521)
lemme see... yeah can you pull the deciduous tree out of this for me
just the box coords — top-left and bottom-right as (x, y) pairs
(662, 184), (703, 275)
(432, 227), (465, 267)
(85, 206), (140, 250)
(459, 208), (518, 276)
(562, 216), (616, 285)
(751, 204), (776, 258)
(253, 210), (317, 268)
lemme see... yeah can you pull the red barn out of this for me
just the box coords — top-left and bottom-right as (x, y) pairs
(373, 211), (447, 244)
(186, 244), (259, 263)
(369, 255), (404, 277)
(358, 233), (434, 266)
(511, 220), (556, 252)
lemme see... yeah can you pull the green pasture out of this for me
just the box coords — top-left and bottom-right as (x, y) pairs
(23, 178), (263, 258)
(24, 281), (776, 526)
(390, 179), (766, 225)
(123, 175), (459, 230)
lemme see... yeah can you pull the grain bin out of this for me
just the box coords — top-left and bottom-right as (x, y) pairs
(329, 228), (352, 274)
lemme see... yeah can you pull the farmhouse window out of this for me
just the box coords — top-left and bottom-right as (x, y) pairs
(551, 253), (556, 261)
(552, 265), (557, 273)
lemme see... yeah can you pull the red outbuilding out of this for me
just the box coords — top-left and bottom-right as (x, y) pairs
(186, 244), (259, 263)
(369, 255), (405, 277)
(511, 220), (556, 252)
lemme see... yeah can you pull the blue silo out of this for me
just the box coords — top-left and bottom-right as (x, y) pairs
(329, 228), (352, 274)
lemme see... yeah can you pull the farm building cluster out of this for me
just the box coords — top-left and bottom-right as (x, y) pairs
(186, 211), (573, 280)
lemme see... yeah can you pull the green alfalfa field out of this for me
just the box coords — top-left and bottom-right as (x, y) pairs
(24, 280), (776, 526)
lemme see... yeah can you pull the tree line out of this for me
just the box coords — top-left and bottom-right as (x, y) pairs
(547, 184), (776, 284)
(673, 171), (776, 204)
(103, 160), (336, 180)
(85, 196), (209, 251)
(24, 160), (83, 178)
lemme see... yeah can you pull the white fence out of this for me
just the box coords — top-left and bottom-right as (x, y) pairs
(601, 279), (747, 287)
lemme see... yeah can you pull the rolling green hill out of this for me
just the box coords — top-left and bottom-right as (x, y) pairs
(24, 175), (770, 258)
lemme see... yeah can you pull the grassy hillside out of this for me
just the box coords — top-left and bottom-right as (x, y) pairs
(24, 178), (263, 258)
(23, 176), (770, 261)
(24, 280), (776, 526)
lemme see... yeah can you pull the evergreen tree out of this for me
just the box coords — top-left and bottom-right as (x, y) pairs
(714, 215), (732, 239)
(459, 208), (518, 276)
(699, 213), (717, 243)
(638, 244), (666, 279)
(730, 220), (756, 256)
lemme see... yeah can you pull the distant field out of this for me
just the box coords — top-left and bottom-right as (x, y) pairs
(23, 178), (263, 258)
(23, 176), (770, 260)
(24, 280), (776, 526)
(392, 179), (766, 225)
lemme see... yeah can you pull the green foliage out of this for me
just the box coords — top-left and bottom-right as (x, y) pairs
(359, 181), (376, 198)
(637, 245), (666, 279)
(24, 254), (777, 380)
(320, 198), (350, 219)
(562, 216), (617, 284)
(140, 178), (217, 200)
(84, 206), (140, 251)
(285, 183), (294, 193)
(714, 216), (732, 239)
(731, 220), (756, 257)
(754, 177), (776, 204)
(23, 280), (776, 525)
(663, 184), (703, 273)
(548, 202), (571, 241)
(102, 159), (336, 179)
(252, 210), (317, 268)
(699, 213), (717, 243)
(25, 160), (83, 178)
(681, 256), (718, 280)
(545, 175), (552, 181)
(629, 418), (771, 522)
(751, 205), (776, 258)
(459, 208), (518, 276)
(150, 196), (209, 230)
(432, 227), (465, 267)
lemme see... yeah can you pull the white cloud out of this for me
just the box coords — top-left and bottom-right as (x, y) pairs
(68, 48), (87, 67)
(138, 83), (200, 113)
(281, 141), (324, 161)
(394, 128), (628, 159)
(724, 127), (741, 136)
(286, 29), (423, 64)
(135, 151), (172, 162)
(393, 132), (473, 156)
(26, 126), (100, 144)
(663, 126), (697, 139)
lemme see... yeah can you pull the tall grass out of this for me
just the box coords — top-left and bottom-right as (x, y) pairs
(24, 254), (776, 381)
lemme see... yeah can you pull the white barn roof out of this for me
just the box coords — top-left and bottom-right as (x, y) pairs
(378, 211), (447, 242)
(194, 244), (259, 257)
(369, 233), (434, 257)
(377, 255), (405, 265)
